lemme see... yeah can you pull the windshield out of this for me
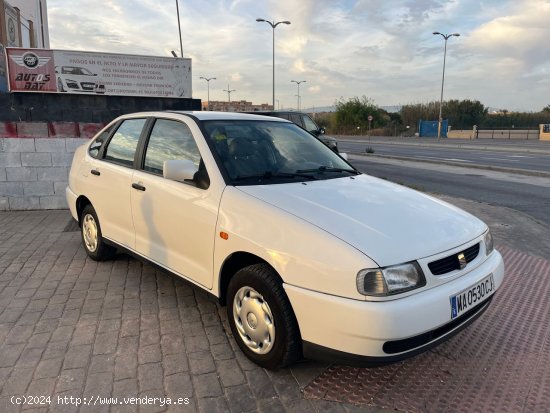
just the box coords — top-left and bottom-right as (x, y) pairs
(203, 120), (357, 185)
(62, 67), (94, 75)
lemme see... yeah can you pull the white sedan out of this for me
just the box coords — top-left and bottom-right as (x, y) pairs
(66, 111), (504, 369)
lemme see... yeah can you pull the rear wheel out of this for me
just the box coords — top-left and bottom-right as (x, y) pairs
(227, 264), (301, 369)
(80, 204), (116, 261)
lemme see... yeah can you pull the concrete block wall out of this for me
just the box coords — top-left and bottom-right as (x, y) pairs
(0, 122), (103, 211)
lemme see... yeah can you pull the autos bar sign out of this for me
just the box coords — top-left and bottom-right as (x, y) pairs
(5, 48), (192, 98)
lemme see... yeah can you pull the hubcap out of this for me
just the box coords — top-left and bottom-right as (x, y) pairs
(233, 286), (275, 354)
(82, 214), (98, 252)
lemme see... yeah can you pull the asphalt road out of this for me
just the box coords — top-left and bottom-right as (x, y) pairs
(348, 156), (550, 228)
(339, 141), (550, 173)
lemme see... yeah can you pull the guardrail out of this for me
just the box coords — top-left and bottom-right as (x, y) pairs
(475, 128), (540, 140)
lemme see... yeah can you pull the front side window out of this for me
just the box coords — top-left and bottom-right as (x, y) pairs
(143, 119), (201, 175)
(104, 118), (146, 166)
(302, 115), (319, 133)
(89, 125), (113, 159)
(203, 120), (356, 185)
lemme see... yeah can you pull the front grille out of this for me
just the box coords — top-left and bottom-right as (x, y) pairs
(428, 243), (480, 275)
(81, 82), (95, 90)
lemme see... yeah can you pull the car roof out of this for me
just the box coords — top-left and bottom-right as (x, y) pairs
(116, 111), (291, 122)
(246, 110), (306, 116)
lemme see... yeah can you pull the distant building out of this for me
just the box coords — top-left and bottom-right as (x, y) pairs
(0, 0), (49, 48)
(203, 100), (273, 112)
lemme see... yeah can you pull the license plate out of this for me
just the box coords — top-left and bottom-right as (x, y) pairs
(450, 273), (495, 319)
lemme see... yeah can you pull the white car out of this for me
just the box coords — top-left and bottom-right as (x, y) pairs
(66, 111), (504, 369)
(55, 66), (105, 93)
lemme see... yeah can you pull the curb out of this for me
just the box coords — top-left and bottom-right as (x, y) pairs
(351, 152), (550, 178)
(339, 138), (550, 155)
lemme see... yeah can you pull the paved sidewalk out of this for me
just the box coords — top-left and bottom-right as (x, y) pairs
(0, 211), (345, 413)
(1, 208), (549, 412)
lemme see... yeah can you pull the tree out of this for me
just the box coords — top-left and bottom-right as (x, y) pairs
(445, 99), (488, 129)
(334, 96), (388, 134)
(543, 105), (550, 113)
(399, 99), (487, 131)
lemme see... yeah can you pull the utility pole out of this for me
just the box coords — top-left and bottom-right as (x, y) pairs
(433, 31), (460, 141)
(200, 77), (216, 110)
(291, 80), (306, 111)
(175, 0), (183, 58)
(223, 85), (236, 102)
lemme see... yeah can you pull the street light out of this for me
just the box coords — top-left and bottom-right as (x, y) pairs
(256, 18), (291, 109)
(433, 31), (460, 141)
(175, 0), (183, 58)
(291, 80), (306, 111)
(223, 84), (236, 103)
(200, 76), (216, 110)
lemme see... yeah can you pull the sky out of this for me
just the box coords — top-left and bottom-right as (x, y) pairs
(46, 0), (550, 112)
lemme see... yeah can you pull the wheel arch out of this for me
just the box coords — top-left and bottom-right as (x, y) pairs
(76, 195), (92, 226)
(218, 251), (282, 306)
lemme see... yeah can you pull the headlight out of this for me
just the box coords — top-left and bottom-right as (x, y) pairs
(484, 230), (494, 256)
(357, 262), (426, 296)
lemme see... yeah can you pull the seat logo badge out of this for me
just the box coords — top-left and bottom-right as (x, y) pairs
(458, 252), (467, 270)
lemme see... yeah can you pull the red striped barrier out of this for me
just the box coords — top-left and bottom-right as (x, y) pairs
(47, 122), (79, 138)
(0, 121), (105, 139)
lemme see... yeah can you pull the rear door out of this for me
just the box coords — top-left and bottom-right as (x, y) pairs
(87, 118), (147, 249)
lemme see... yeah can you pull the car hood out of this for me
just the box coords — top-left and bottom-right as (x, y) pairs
(236, 174), (486, 267)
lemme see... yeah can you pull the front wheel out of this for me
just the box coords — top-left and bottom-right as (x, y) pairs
(227, 264), (301, 369)
(80, 204), (116, 261)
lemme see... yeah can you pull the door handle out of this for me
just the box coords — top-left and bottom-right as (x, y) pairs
(91, 169), (100, 176)
(132, 183), (146, 191)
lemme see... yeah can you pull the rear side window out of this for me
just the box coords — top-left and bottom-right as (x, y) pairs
(88, 125), (113, 159)
(143, 119), (201, 175)
(289, 113), (302, 126)
(104, 119), (146, 166)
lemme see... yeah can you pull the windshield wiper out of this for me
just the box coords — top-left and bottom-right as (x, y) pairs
(296, 166), (359, 174)
(234, 171), (317, 181)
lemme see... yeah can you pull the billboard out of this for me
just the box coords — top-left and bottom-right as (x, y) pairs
(5, 48), (192, 98)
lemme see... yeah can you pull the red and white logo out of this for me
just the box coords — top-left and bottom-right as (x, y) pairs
(10, 52), (51, 69)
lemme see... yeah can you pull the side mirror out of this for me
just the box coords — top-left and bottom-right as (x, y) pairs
(320, 127), (326, 135)
(164, 159), (197, 183)
(339, 153), (348, 161)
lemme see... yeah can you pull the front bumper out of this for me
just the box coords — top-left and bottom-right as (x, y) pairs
(284, 250), (504, 361)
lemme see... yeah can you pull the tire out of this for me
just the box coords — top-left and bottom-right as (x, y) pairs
(80, 204), (116, 261)
(227, 264), (301, 369)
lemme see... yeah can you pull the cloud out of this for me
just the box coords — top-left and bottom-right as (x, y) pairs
(46, 0), (550, 111)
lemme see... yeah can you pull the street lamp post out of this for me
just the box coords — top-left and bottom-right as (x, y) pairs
(433, 31), (460, 141)
(256, 18), (291, 109)
(291, 80), (306, 111)
(175, 0), (183, 58)
(200, 77), (216, 110)
(223, 85), (236, 103)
